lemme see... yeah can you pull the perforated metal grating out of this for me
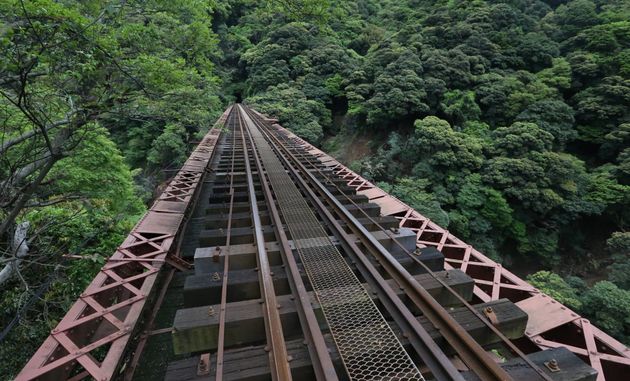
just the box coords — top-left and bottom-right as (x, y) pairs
(241, 109), (424, 381)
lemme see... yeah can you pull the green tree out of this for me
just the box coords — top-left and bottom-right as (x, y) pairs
(607, 232), (630, 290)
(450, 174), (514, 259)
(516, 100), (576, 147)
(378, 178), (449, 227)
(147, 123), (189, 169)
(411, 116), (484, 181)
(547, 0), (599, 40)
(491, 122), (554, 157)
(516, 32), (559, 71)
(527, 271), (583, 310)
(536, 58), (572, 92)
(574, 76), (630, 144)
(365, 50), (429, 126)
(268, 0), (331, 25)
(48, 125), (144, 214)
(475, 73), (523, 125)
(441, 90), (481, 125)
(600, 123), (630, 160)
(581, 281), (630, 343)
(0, 124), (144, 378)
(617, 149), (630, 184)
(247, 84), (328, 143)
(0, 2), (221, 376)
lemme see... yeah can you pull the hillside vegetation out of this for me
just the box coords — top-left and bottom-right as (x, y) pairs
(0, 0), (629, 377)
(216, 0), (630, 342)
(0, 0), (223, 375)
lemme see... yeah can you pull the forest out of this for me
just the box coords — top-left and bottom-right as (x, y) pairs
(0, 0), (629, 377)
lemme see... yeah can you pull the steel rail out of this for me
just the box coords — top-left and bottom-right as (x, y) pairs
(215, 109), (240, 380)
(241, 105), (460, 380)
(236, 106), (292, 381)
(238, 104), (339, 381)
(267, 117), (556, 381)
(281, 148), (512, 380)
(239, 102), (338, 381)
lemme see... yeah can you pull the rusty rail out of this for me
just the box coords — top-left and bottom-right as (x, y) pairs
(244, 104), (442, 381)
(258, 109), (557, 381)
(239, 105), (339, 381)
(236, 105), (292, 381)
(214, 108), (240, 380)
(245, 105), (521, 381)
(300, 153), (556, 381)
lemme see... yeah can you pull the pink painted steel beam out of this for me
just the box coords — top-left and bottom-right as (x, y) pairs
(15, 107), (232, 381)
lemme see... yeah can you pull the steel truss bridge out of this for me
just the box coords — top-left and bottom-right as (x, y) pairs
(15, 105), (630, 381)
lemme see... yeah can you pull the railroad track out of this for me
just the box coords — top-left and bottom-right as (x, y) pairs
(134, 105), (595, 381)
(17, 105), (615, 381)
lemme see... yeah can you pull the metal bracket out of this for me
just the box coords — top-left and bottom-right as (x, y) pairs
(483, 306), (499, 326)
(165, 254), (192, 271)
(197, 353), (211, 376)
(544, 359), (560, 373)
(212, 246), (222, 262)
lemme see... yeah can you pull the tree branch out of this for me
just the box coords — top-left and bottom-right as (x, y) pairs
(0, 222), (30, 286)
(0, 117), (70, 156)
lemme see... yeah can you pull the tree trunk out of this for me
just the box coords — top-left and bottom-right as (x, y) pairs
(0, 155), (57, 238)
(0, 222), (30, 286)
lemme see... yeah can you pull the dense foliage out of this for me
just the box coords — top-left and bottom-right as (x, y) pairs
(0, 1), (224, 377)
(232, 0), (630, 269)
(1, 0), (629, 377)
(212, 0), (630, 267)
(212, 0), (630, 343)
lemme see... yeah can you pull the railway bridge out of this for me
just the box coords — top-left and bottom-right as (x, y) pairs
(15, 105), (630, 381)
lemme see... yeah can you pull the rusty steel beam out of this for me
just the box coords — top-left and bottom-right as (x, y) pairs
(214, 108), (239, 381)
(14, 107), (232, 381)
(251, 107), (630, 381)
